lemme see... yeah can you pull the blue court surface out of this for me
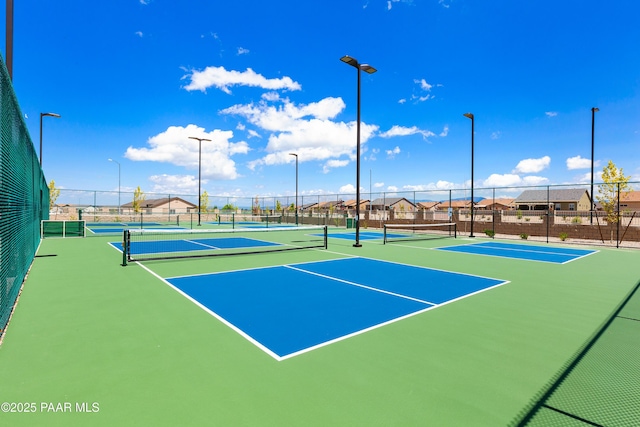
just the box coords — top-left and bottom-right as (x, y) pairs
(164, 257), (508, 360)
(436, 241), (597, 264)
(110, 236), (280, 254)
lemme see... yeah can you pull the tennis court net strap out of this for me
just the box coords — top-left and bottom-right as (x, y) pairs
(383, 223), (457, 244)
(122, 225), (328, 264)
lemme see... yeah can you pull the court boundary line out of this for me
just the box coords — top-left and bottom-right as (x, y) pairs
(135, 262), (283, 361)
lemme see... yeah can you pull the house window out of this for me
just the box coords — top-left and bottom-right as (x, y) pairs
(568, 203), (575, 211)
(555, 203), (562, 210)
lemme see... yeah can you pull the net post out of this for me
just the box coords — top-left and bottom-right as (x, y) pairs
(383, 224), (387, 244)
(121, 230), (129, 266)
(324, 225), (328, 249)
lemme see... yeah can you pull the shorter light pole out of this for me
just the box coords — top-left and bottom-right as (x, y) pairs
(108, 158), (121, 214)
(289, 153), (298, 225)
(40, 112), (61, 167)
(590, 107), (599, 224)
(463, 112), (475, 237)
(189, 136), (211, 226)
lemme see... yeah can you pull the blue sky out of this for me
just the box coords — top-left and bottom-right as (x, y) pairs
(7, 0), (640, 204)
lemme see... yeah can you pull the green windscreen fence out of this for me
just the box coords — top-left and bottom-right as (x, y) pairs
(0, 56), (50, 336)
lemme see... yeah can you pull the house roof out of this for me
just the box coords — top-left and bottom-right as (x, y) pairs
(369, 197), (416, 207)
(515, 189), (588, 203)
(438, 200), (472, 208)
(121, 197), (196, 208)
(417, 201), (440, 209)
(343, 199), (369, 207)
(621, 191), (640, 202)
(479, 198), (515, 206)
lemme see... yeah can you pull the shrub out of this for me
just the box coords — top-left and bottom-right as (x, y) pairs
(520, 233), (529, 240)
(559, 232), (568, 241)
(483, 229), (495, 238)
(516, 210), (523, 220)
(571, 216), (582, 224)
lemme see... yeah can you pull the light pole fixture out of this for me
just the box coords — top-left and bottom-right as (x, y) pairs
(340, 55), (377, 247)
(189, 136), (211, 226)
(289, 153), (299, 226)
(108, 158), (121, 214)
(39, 112), (61, 167)
(590, 107), (599, 224)
(463, 112), (475, 237)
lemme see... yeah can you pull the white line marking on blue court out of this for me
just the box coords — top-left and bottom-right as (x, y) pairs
(285, 264), (437, 306)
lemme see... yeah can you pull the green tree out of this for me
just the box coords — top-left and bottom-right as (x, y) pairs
(48, 180), (60, 213)
(275, 200), (282, 212)
(597, 160), (631, 242)
(132, 186), (146, 213)
(200, 190), (210, 213)
(222, 203), (236, 212)
(288, 203), (295, 212)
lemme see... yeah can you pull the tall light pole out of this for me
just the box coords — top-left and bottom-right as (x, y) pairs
(289, 153), (298, 225)
(108, 158), (121, 214)
(39, 112), (61, 167)
(463, 112), (475, 237)
(189, 136), (211, 226)
(340, 55), (377, 247)
(590, 107), (599, 224)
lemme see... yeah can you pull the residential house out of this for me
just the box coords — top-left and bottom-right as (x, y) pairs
(121, 197), (197, 214)
(343, 199), (369, 211)
(619, 191), (640, 211)
(369, 197), (417, 212)
(514, 189), (591, 211)
(436, 200), (473, 211)
(479, 198), (515, 211)
(417, 201), (441, 211)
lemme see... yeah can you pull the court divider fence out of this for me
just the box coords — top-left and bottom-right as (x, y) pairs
(0, 56), (50, 338)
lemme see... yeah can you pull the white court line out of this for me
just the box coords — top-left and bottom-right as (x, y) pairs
(285, 264), (437, 306)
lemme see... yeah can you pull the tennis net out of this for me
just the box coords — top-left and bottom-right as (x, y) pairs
(383, 222), (457, 244)
(121, 225), (327, 264)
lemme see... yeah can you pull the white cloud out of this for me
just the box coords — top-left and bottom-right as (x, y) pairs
(398, 98), (406, 104)
(387, 186), (399, 192)
(386, 146), (401, 158)
(323, 159), (350, 173)
(125, 124), (249, 180)
(378, 125), (435, 140)
(135, 31), (144, 38)
(414, 78), (433, 91)
(148, 174), (199, 193)
(522, 176), (549, 186)
(439, 125), (449, 137)
(482, 173), (523, 187)
(237, 47), (250, 55)
(545, 111), (558, 117)
(339, 184), (356, 193)
(491, 131), (501, 140)
(513, 156), (551, 174)
(566, 155), (596, 170)
(183, 66), (302, 94)
(374, 182), (385, 188)
(222, 97), (378, 168)
(247, 129), (261, 139)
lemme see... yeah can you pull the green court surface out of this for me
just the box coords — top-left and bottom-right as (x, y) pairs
(0, 229), (638, 426)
